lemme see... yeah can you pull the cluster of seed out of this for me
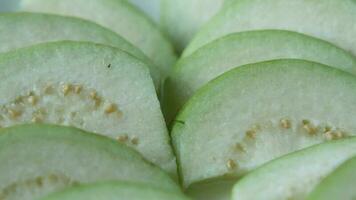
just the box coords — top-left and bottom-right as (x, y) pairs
(299, 119), (347, 140)
(225, 118), (349, 171)
(116, 134), (140, 146)
(244, 118), (348, 141)
(0, 174), (78, 200)
(0, 83), (123, 128)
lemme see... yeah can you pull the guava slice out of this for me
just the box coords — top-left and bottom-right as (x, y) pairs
(0, 12), (160, 89)
(19, 0), (177, 78)
(127, 0), (160, 23)
(161, 0), (225, 51)
(307, 156), (356, 200)
(0, 124), (179, 200)
(231, 137), (356, 200)
(164, 30), (356, 123)
(171, 59), (356, 191)
(0, 41), (176, 176)
(183, 0), (356, 57)
(40, 181), (189, 200)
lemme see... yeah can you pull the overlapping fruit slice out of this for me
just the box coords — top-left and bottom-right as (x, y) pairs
(0, 12), (160, 88)
(0, 41), (176, 176)
(128, 0), (160, 22)
(164, 30), (356, 122)
(20, 0), (177, 78)
(40, 181), (189, 200)
(172, 59), (356, 198)
(232, 137), (356, 200)
(307, 156), (356, 200)
(161, 0), (225, 51)
(0, 124), (179, 200)
(183, 0), (356, 57)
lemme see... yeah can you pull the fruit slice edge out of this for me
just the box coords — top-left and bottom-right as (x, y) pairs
(0, 41), (176, 176)
(0, 12), (160, 88)
(160, 0), (225, 51)
(164, 30), (356, 123)
(232, 137), (356, 200)
(20, 0), (177, 78)
(307, 156), (356, 200)
(172, 59), (356, 187)
(183, 0), (356, 57)
(0, 124), (179, 200)
(40, 181), (189, 200)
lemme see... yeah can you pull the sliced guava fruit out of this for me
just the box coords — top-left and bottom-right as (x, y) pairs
(0, 124), (179, 200)
(161, 0), (225, 51)
(0, 41), (176, 176)
(127, 0), (160, 23)
(307, 156), (356, 200)
(19, 0), (177, 78)
(0, 12), (160, 89)
(232, 137), (356, 200)
(183, 0), (356, 57)
(164, 30), (356, 123)
(172, 59), (356, 191)
(40, 181), (189, 200)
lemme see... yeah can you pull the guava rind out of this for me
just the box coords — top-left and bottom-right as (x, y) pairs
(40, 181), (188, 200)
(172, 59), (356, 187)
(0, 41), (176, 176)
(307, 156), (356, 200)
(164, 30), (356, 123)
(20, 0), (177, 78)
(0, 12), (160, 88)
(232, 137), (356, 200)
(183, 0), (356, 57)
(0, 124), (179, 200)
(161, 0), (225, 51)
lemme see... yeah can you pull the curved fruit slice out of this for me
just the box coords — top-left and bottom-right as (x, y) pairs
(40, 181), (189, 200)
(172, 59), (356, 190)
(183, 0), (356, 57)
(0, 12), (160, 88)
(161, 0), (225, 51)
(20, 0), (177, 78)
(307, 156), (356, 200)
(0, 41), (176, 176)
(128, 0), (160, 22)
(0, 124), (179, 200)
(164, 30), (356, 123)
(231, 137), (356, 200)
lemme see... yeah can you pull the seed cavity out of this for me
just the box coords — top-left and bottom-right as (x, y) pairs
(104, 103), (117, 114)
(73, 85), (82, 94)
(62, 84), (72, 96)
(8, 109), (21, 119)
(31, 116), (42, 123)
(131, 136), (139, 145)
(302, 120), (318, 135)
(323, 126), (332, 133)
(324, 131), (333, 141)
(0, 174), (77, 199)
(27, 95), (37, 105)
(89, 91), (101, 107)
(234, 143), (246, 153)
(117, 134), (128, 143)
(0, 83), (125, 136)
(280, 118), (291, 129)
(43, 84), (53, 94)
(89, 91), (98, 99)
(246, 130), (256, 139)
(226, 159), (237, 170)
